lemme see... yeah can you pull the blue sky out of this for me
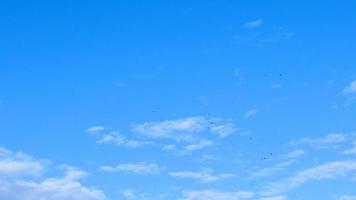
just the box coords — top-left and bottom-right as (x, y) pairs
(1, 1), (356, 199)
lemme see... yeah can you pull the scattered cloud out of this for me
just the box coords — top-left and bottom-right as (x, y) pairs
(345, 97), (356, 107)
(210, 123), (237, 138)
(122, 190), (137, 200)
(244, 109), (257, 118)
(179, 190), (254, 200)
(121, 189), (166, 200)
(262, 160), (356, 196)
(162, 144), (176, 151)
(91, 117), (239, 153)
(132, 117), (208, 140)
(338, 196), (356, 200)
(99, 163), (161, 175)
(285, 150), (306, 159)
(0, 147), (106, 200)
(97, 131), (152, 148)
(0, 147), (45, 177)
(259, 196), (288, 200)
(251, 160), (295, 178)
(183, 139), (213, 152)
(132, 116), (237, 142)
(169, 168), (235, 183)
(244, 19), (263, 29)
(86, 126), (105, 134)
(290, 133), (346, 148)
(343, 80), (356, 94)
(342, 141), (356, 155)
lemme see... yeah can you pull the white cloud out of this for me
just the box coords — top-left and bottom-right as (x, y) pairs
(162, 144), (176, 151)
(285, 150), (306, 159)
(58, 165), (89, 181)
(210, 123), (236, 138)
(183, 139), (213, 152)
(244, 19), (263, 28)
(0, 147), (106, 200)
(97, 131), (152, 148)
(342, 141), (356, 155)
(262, 160), (356, 196)
(290, 133), (346, 148)
(251, 161), (295, 178)
(121, 189), (166, 200)
(179, 190), (254, 200)
(95, 117), (238, 154)
(0, 147), (44, 177)
(86, 126), (105, 134)
(169, 168), (235, 183)
(122, 189), (137, 199)
(99, 163), (161, 174)
(345, 97), (356, 107)
(244, 109), (257, 118)
(132, 117), (208, 140)
(339, 196), (356, 200)
(259, 196), (287, 200)
(132, 117), (237, 140)
(343, 80), (356, 94)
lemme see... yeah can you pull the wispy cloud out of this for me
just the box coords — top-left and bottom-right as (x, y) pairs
(244, 19), (263, 28)
(262, 160), (356, 196)
(179, 190), (254, 200)
(251, 160), (295, 178)
(343, 80), (356, 94)
(121, 189), (166, 200)
(338, 195), (356, 200)
(290, 133), (346, 148)
(244, 109), (257, 118)
(162, 144), (176, 151)
(210, 123), (237, 138)
(90, 117), (240, 153)
(259, 196), (288, 200)
(132, 116), (237, 140)
(342, 141), (356, 155)
(132, 117), (207, 140)
(99, 162), (161, 175)
(285, 150), (306, 159)
(169, 168), (235, 183)
(97, 131), (152, 148)
(86, 126), (106, 134)
(183, 139), (213, 152)
(121, 190), (137, 200)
